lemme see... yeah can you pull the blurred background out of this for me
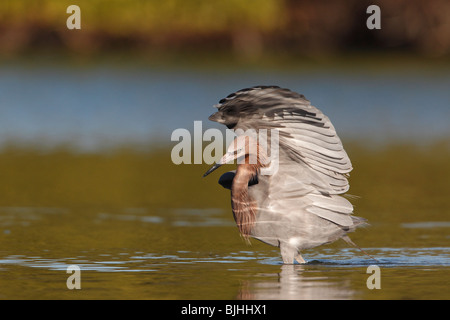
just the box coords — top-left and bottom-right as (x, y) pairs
(0, 0), (449, 299)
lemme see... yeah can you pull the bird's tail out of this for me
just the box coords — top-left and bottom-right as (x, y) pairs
(342, 235), (379, 262)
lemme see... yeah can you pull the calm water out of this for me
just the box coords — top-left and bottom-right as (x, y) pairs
(0, 61), (449, 299)
(0, 206), (449, 299)
(0, 61), (449, 149)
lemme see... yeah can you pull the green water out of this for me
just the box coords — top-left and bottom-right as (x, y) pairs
(0, 144), (448, 300)
(0, 59), (449, 299)
(0, 206), (448, 300)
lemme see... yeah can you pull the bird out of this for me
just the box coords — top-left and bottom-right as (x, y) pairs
(203, 85), (369, 264)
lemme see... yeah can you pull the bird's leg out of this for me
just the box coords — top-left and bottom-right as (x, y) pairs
(295, 253), (306, 264)
(280, 242), (296, 264)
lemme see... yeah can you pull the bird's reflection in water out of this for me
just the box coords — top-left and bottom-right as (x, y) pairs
(237, 264), (354, 300)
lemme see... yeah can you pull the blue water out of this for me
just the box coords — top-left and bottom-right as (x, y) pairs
(0, 63), (449, 150)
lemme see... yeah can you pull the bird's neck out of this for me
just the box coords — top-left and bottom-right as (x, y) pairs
(233, 154), (262, 190)
(231, 161), (259, 238)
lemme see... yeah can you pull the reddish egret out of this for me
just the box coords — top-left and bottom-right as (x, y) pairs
(204, 86), (369, 264)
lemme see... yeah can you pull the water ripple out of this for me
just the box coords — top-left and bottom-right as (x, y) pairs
(1, 247), (449, 273)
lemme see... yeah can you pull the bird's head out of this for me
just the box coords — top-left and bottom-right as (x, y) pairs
(203, 135), (262, 177)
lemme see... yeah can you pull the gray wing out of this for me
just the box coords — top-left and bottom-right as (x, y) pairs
(209, 86), (356, 228)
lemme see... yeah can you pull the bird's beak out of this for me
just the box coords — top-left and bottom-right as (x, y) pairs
(203, 162), (222, 177)
(203, 152), (235, 177)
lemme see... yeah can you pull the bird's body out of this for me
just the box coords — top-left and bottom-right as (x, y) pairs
(204, 86), (367, 264)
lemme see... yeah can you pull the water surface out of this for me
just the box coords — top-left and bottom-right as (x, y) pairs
(0, 61), (449, 299)
(1, 206), (448, 299)
(0, 61), (449, 149)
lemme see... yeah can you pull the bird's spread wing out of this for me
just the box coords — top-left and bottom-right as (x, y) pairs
(209, 85), (352, 193)
(209, 86), (356, 227)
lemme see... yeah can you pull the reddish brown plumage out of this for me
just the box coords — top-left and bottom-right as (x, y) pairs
(230, 145), (267, 238)
(231, 160), (257, 237)
(203, 134), (268, 238)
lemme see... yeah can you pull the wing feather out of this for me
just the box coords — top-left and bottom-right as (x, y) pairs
(209, 86), (356, 226)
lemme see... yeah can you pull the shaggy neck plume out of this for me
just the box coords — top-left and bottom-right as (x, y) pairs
(231, 153), (266, 238)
